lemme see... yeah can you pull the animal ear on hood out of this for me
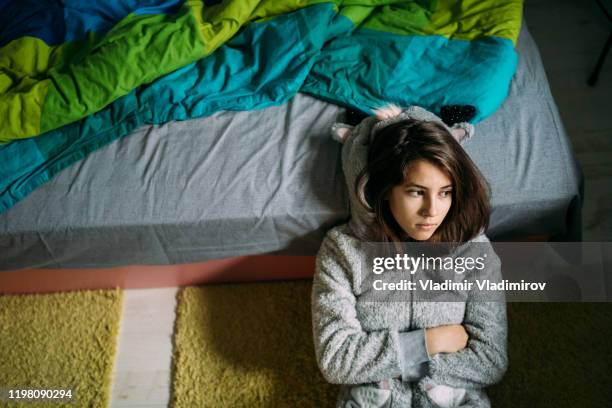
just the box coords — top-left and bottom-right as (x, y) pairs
(331, 123), (354, 143)
(449, 122), (475, 143)
(440, 104), (476, 143)
(373, 104), (402, 121)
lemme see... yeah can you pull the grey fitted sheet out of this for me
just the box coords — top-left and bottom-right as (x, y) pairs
(0, 22), (582, 271)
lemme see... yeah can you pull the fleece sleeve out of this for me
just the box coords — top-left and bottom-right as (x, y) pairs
(312, 234), (431, 384)
(423, 246), (508, 389)
(398, 330), (430, 381)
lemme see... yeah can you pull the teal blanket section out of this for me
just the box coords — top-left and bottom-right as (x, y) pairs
(0, 4), (341, 214)
(140, 3), (346, 123)
(301, 29), (518, 123)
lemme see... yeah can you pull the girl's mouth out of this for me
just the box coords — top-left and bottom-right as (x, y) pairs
(416, 223), (436, 231)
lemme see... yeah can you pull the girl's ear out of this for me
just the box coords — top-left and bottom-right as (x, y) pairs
(331, 123), (353, 143)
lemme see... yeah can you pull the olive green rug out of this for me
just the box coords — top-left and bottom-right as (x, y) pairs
(172, 282), (612, 407)
(171, 281), (338, 408)
(0, 289), (123, 408)
(489, 303), (612, 407)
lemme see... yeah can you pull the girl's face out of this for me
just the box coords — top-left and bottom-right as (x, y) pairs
(388, 159), (453, 241)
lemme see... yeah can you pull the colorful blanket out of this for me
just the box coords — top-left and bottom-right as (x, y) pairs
(0, 0), (522, 214)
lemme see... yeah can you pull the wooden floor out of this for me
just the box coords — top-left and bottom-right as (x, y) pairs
(111, 288), (178, 408)
(108, 2), (612, 407)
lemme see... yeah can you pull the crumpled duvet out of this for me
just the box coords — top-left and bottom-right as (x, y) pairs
(0, 0), (522, 214)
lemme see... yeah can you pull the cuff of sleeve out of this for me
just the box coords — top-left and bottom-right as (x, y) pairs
(398, 329), (430, 381)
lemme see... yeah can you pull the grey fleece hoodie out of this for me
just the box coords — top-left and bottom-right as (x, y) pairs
(311, 108), (508, 408)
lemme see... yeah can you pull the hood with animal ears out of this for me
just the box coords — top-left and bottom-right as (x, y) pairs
(331, 105), (474, 239)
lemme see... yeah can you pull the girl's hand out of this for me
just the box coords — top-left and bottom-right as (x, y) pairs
(425, 324), (468, 355)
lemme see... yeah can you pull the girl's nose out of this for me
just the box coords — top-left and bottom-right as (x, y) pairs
(420, 195), (438, 217)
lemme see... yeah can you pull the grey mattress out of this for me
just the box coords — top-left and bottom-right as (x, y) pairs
(0, 22), (583, 271)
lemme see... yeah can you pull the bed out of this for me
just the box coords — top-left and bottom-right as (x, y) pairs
(0, 19), (582, 274)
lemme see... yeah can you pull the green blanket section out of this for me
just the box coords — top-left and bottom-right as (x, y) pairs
(0, 0), (522, 143)
(0, 289), (123, 408)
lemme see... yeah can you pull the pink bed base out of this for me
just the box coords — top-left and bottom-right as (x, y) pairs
(0, 255), (316, 295)
(0, 234), (550, 295)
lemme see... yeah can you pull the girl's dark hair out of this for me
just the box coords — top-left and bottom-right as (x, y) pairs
(356, 119), (490, 243)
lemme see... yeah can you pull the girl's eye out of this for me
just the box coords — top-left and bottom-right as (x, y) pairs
(440, 190), (452, 198)
(406, 190), (423, 197)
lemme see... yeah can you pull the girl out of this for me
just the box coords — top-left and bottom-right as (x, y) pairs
(312, 105), (507, 407)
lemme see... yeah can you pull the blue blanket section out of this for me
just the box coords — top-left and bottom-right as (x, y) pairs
(0, 0), (182, 48)
(0, 3), (339, 214)
(302, 30), (518, 123)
